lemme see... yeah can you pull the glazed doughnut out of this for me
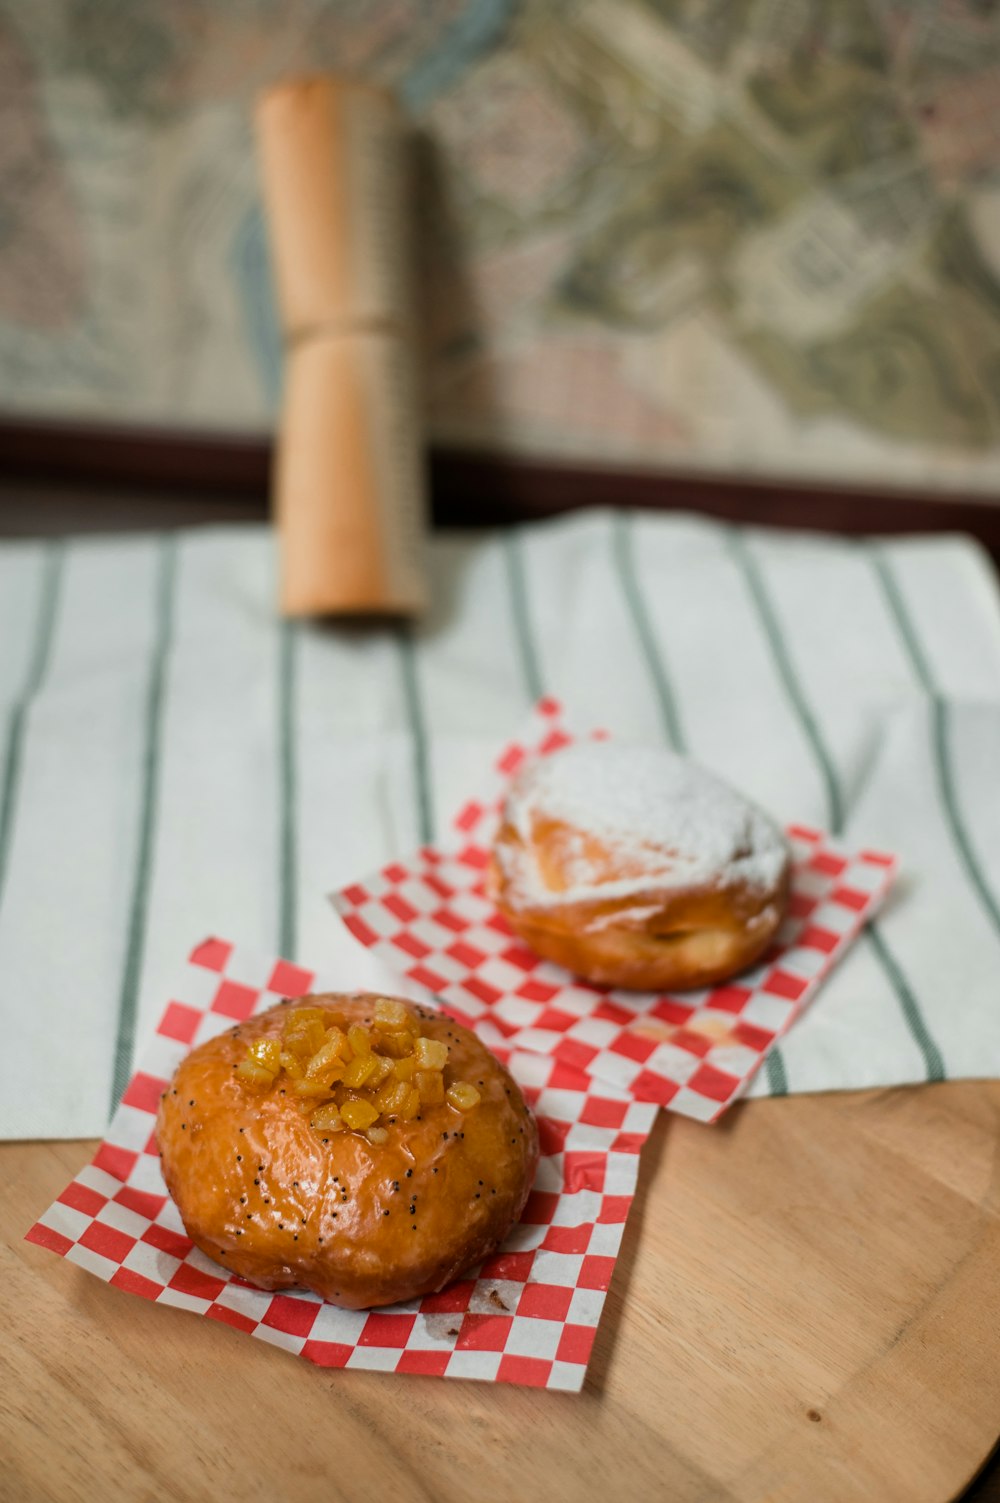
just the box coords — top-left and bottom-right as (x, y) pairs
(156, 994), (538, 1310)
(490, 742), (790, 992)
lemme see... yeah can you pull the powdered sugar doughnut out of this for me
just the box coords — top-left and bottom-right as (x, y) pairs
(489, 742), (790, 991)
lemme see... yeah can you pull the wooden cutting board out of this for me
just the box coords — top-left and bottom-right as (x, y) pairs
(4, 1080), (1000, 1503)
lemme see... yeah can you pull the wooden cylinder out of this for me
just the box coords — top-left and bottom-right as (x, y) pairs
(256, 76), (427, 617)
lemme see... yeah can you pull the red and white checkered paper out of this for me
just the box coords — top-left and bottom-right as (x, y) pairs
(26, 937), (656, 1392)
(332, 700), (898, 1123)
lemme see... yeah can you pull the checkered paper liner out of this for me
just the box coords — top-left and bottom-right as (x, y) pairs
(27, 937), (656, 1392)
(332, 700), (898, 1123)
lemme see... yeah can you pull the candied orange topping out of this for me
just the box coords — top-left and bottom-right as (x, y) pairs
(237, 999), (482, 1143)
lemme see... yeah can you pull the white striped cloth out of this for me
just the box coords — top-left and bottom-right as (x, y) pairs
(3, 509), (1000, 1141)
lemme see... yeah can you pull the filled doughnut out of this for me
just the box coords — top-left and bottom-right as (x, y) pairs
(490, 742), (790, 991)
(156, 994), (538, 1310)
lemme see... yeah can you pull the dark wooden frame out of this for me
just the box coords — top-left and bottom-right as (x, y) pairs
(1, 419), (999, 561)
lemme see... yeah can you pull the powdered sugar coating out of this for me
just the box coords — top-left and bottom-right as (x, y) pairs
(499, 742), (788, 906)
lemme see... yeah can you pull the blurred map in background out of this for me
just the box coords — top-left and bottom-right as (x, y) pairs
(2, 0), (1000, 491)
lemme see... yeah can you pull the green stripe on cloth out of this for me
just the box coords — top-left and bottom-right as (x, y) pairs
(726, 531), (816, 1094)
(872, 548), (1000, 943)
(278, 620), (298, 960)
(399, 627), (433, 845)
(764, 1048), (788, 1096)
(728, 530), (842, 831)
(612, 512), (687, 752)
(0, 542), (64, 917)
(110, 536), (178, 1116)
(730, 529), (944, 1086)
(503, 529), (544, 703)
(868, 550), (933, 693)
(931, 698), (1000, 939)
(866, 923), (944, 1081)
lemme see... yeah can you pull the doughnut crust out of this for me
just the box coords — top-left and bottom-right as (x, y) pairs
(490, 743), (790, 992)
(156, 995), (538, 1310)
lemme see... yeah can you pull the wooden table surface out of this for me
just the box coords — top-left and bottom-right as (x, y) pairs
(6, 1081), (1000, 1503)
